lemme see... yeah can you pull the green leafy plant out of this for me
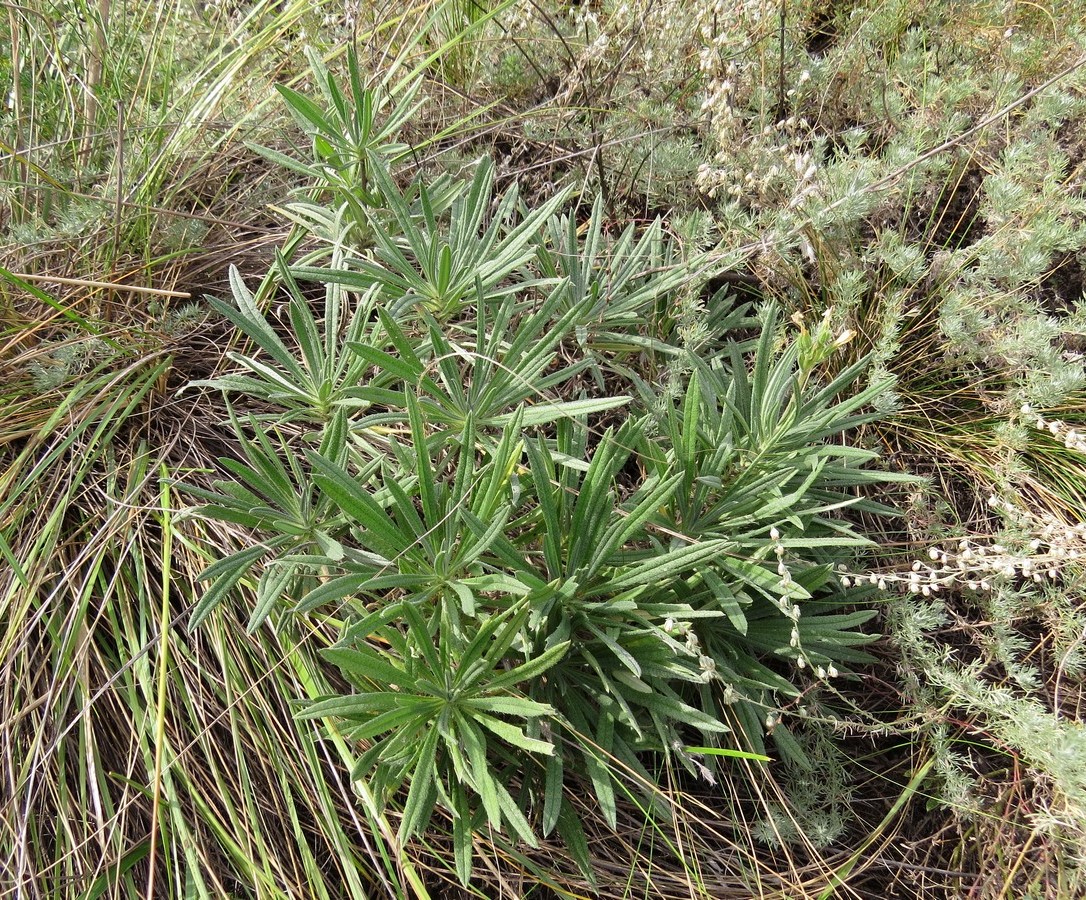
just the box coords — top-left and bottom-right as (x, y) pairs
(170, 31), (917, 882)
(189, 253), (380, 424)
(292, 152), (571, 321)
(300, 598), (566, 885)
(184, 243), (896, 885)
(534, 194), (693, 355)
(250, 45), (423, 248)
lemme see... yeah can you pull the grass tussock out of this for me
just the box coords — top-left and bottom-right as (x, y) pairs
(3, 1), (1086, 897)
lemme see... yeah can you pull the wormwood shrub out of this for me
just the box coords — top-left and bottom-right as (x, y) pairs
(181, 54), (905, 885)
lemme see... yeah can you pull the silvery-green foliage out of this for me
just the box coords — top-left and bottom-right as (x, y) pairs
(891, 595), (1086, 857)
(181, 48), (901, 883)
(185, 239), (896, 882)
(248, 45), (423, 252)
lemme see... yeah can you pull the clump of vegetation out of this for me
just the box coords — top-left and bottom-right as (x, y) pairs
(180, 54), (907, 884)
(4, 1), (1086, 897)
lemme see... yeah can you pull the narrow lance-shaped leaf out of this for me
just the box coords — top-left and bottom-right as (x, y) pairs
(398, 727), (441, 841)
(215, 266), (308, 380)
(595, 539), (732, 594)
(473, 713), (555, 755)
(322, 646), (418, 690)
(307, 452), (410, 558)
(190, 544), (275, 631)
